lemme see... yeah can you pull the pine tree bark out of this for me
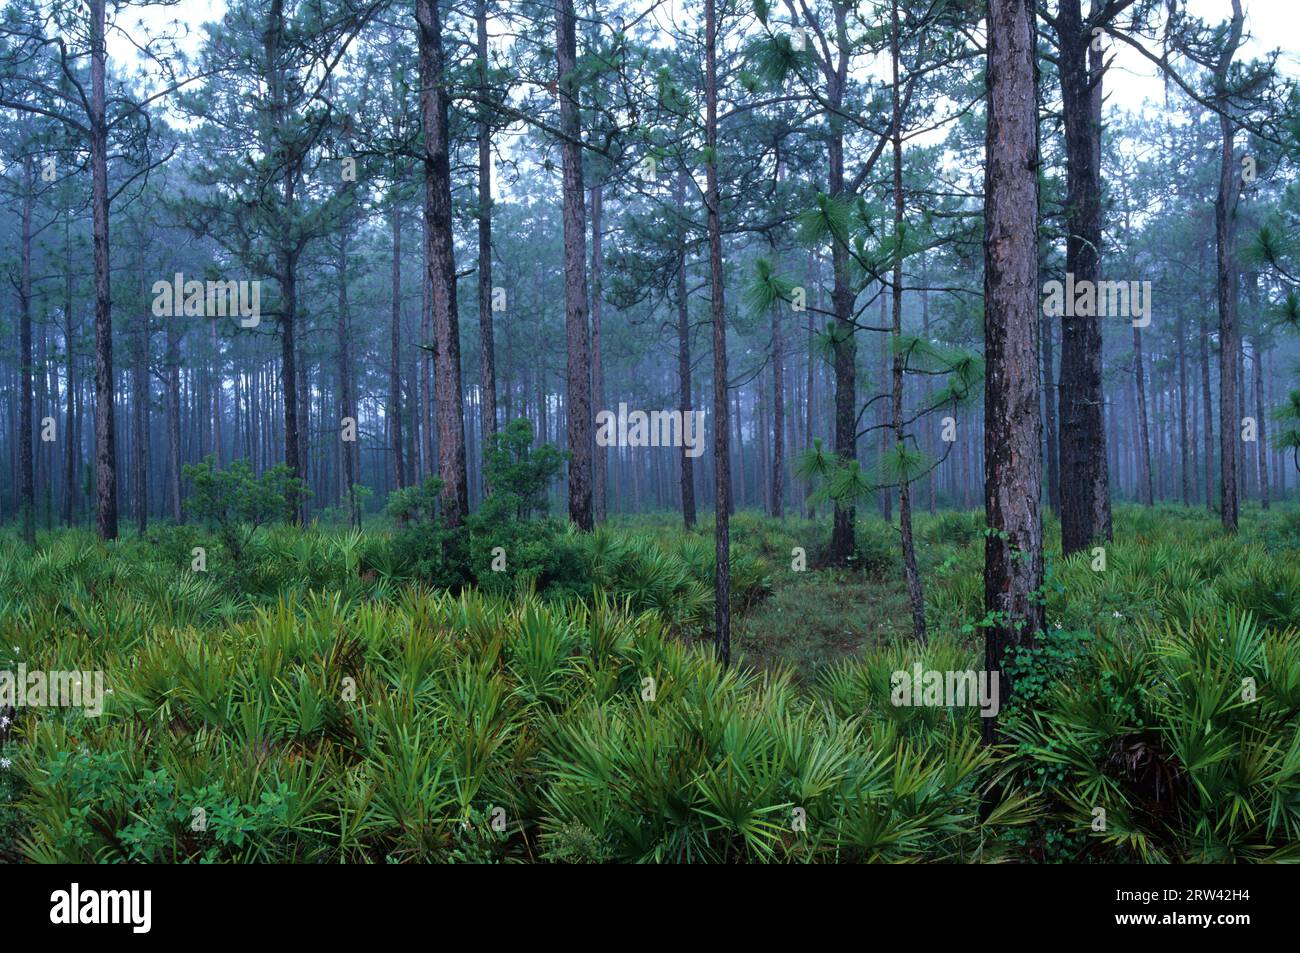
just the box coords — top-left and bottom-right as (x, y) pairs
(1041, 307), (1060, 513)
(805, 252), (818, 520)
(890, 0), (924, 641)
(210, 320), (222, 467)
(591, 185), (607, 522)
(982, 0), (1043, 743)
(133, 241), (150, 536)
(90, 0), (117, 540)
(390, 202), (406, 489)
(1200, 310), (1214, 510)
(826, 8), (856, 566)
(1055, 0), (1110, 555)
(18, 154), (34, 544)
(770, 251), (785, 520)
(166, 325), (182, 521)
(337, 231), (359, 526)
(1254, 338), (1270, 509)
(266, 0), (304, 523)
(418, 0), (469, 525)
(1214, 0), (1245, 532)
(1177, 311), (1191, 504)
(675, 173), (697, 530)
(878, 293), (891, 522)
(1133, 323), (1153, 505)
(421, 226), (434, 479)
(705, 0), (730, 666)
(921, 251), (937, 515)
(62, 232), (76, 526)
(555, 0), (593, 530)
(477, 0), (498, 455)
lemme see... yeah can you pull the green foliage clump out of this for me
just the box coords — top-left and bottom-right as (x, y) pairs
(1004, 610), (1300, 863)
(382, 476), (465, 589)
(463, 420), (585, 596)
(182, 456), (304, 568)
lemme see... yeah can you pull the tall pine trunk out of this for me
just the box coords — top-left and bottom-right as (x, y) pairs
(675, 172), (697, 530)
(1200, 310), (1214, 510)
(266, 0), (303, 523)
(1254, 339), (1270, 509)
(477, 0), (498, 456)
(982, 0), (1043, 743)
(390, 202), (406, 489)
(337, 230), (359, 526)
(556, 0), (593, 530)
(133, 240), (150, 536)
(1133, 324), (1153, 505)
(1055, 0), (1110, 555)
(19, 154), (34, 544)
(591, 185), (607, 522)
(90, 0), (117, 540)
(770, 250), (784, 519)
(705, 0), (730, 665)
(827, 20), (855, 565)
(418, 0), (469, 525)
(61, 221), (76, 527)
(166, 325), (182, 521)
(1177, 311), (1191, 504)
(890, 0), (925, 641)
(1214, 0), (1245, 532)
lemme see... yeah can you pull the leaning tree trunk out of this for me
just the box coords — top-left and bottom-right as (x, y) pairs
(417, 0), (469, 525)
(982, 0), (1044, 744)
(705, 0), (730, 666)
(555, 0), (593, 530)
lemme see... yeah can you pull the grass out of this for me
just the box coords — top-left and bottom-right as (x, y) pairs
(735, 569), (911, 680)
(0, 501), (1296, 863)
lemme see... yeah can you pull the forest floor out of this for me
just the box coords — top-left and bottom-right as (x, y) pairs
(735, 568), (911, 680)
(1, 502), (1297, 863)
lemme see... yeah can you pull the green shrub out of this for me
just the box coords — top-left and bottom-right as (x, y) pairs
(182, 456), (305, 569)
(1004, 610), (1300, 863)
